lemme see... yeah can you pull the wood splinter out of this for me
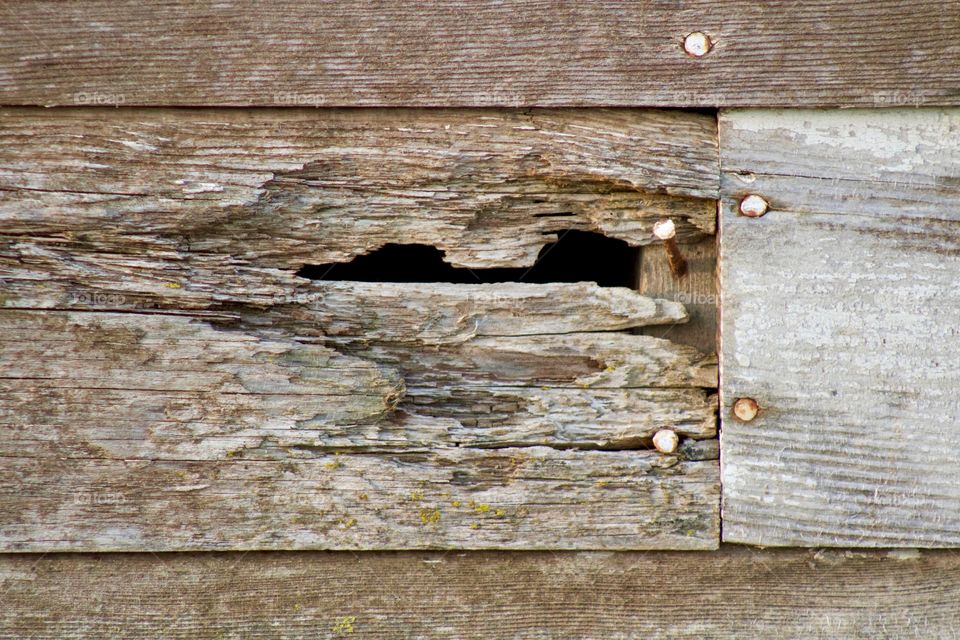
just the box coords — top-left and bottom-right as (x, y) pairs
(652, 219), (688, 278)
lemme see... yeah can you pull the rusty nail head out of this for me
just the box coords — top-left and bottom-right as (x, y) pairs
(683, 32), (712, 57)
(732, 398), (760, 422)
(739, 194), (769, 217)
(652, 429), (679, 454)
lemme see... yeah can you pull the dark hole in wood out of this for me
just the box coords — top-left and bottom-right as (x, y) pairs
(296, 230), (638, 287)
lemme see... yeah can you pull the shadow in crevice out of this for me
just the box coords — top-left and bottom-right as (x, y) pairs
(295, 230), (639, 287)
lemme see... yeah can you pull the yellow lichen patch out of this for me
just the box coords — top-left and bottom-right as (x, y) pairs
(358, 493), (369, 501)
(469, 523), (480, 530)
(162, 282), (182, 289)
(324, 458), (343, 470)
(494, 508), (507, 518)
(342, 518), (356, 528)
(409, 490), (424, 501)
(450, 500), (462, 508)
(419, 508), (441, 525)
(473, 503), (491, 514)
(332, 616), (356, 635)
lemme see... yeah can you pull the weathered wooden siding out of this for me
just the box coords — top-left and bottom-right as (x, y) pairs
(1, 1), (958, 107)
(638, 236), (717, 354)
(0, 108), (715, 283)
(720, 108), (960, 546)
(2, 547), (959, 639)
(0, 108), (719, 551)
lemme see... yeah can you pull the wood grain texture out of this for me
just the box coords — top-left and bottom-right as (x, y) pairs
(1, 301), (718, 551)
(1, 305), (717, 458)
(719, 108), (960, 546)
(1, 1), (959, 107)
(0, 107), (720, 550)
(2, 547), (959, 638)
(5, 449), (717, 552)
(638, 236), (717, 354)
(0, 107), (717, 274)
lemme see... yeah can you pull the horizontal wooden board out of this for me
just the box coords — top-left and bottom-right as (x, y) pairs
(719, 108), (960, 546)
(1, 1), (959, 107)
(4, 448), (717, 552)
(1, 298), (718, 551)
(1, 306), (717, 457)
(0, 107), (717, 274)
(2, 547), (959, 638)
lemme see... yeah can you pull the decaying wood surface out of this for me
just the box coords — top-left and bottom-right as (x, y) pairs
(1, 1), (958, 108)
(0, 107), (719, 551)
(2, 547), (958, 638)
(2, 306), (716, 459)
(0, 107), (717, 273)
(6, 447), (717, 552)
(720, 108), (960, 546)
(1, 303), (718, 551)
(637, 236), (717, 354)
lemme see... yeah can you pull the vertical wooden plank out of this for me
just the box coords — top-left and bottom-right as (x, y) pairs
(637, 237), (718, 355)
(720, 108), (960, 546)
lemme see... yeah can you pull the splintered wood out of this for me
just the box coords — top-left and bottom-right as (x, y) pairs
(720, 109), (960, 546)
(0, 108), (720, 551)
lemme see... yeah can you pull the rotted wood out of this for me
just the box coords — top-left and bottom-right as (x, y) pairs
(0, 107), (719, 551)
(1, 1), (958, 108)
(0, 107), (717, 272)
(1, 302), (718, 551)
(2, 303), (716, 459)
(2, 547), (959, 638)
(637, 236), (717, 354)
(720, 108), (960, 546)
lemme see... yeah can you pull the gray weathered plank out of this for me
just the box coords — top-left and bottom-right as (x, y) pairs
(720, 108), (960, 546)
(0, 107), (716, 325)
(1, 306), (717, 457)
(4, 448), (717, 552)
(1, 547), (959, 638)
(1, 1), (958, 107)
(0, 107), (717, 275)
